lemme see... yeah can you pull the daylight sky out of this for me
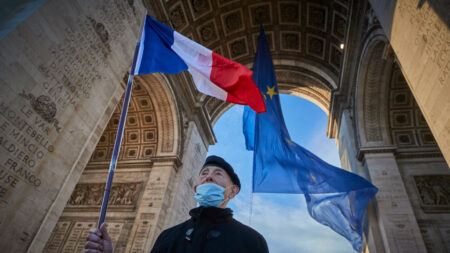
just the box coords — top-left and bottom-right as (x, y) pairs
(207, 94), (356, 253)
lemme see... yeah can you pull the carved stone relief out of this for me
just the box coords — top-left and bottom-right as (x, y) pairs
(249, 3), (272, 26)
(332, 11), (347, 40)
(362, 42), (385, 142)
(197, 20), (219, 45)
(188, 0), (212, 20)
(169, 3), (188, 30)
(228, 37), (248, 59)
(68, 183), (142, 207)
(281, 32), (301, 52)
(279, 2), (300, 24)
(19, 91), (61, 132)
(221, 9), (245, 35)
(307, 34), (326, 60)
(414, 175), (450, 212)
(307, 3), (328, 31)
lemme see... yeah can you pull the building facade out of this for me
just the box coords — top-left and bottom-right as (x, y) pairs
(0, 0), (448, 252)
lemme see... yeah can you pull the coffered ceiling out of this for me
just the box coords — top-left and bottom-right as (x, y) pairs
(151, 0), (350, 90)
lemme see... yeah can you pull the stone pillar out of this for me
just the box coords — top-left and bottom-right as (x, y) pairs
(125, 158), (179, 253)
(364, 152), (427, 253)
(163, 121), (208, 228)
(368, 0), (450, 164)
(0, 0), (145, 251)
(337, 110), (367, 176)
(338, 109), (386, 252)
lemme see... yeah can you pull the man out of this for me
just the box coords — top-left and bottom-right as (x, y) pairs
(84, 155), (269, 253)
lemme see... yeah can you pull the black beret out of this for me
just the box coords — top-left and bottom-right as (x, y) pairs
(201, 155), (241, 189)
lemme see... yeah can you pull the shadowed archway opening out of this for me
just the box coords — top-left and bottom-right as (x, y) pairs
(206, 94), (352, 252)
(43, 73), (182, 253)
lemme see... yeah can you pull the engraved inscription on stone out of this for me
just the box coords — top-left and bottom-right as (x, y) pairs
(62, 222), (96, 252)
(439, 226), (450, 250)
(44, 221), (125, 253)
(0, 0), (145, 251)
(106, 222), (124, 245)
(43, 221), (71, 252)
(387, 214), (418, 251)
(414, 175), (450, 212)
(130, 214), (154, 252)
(397, 0), (450, 86)
(0, 102), (52, 208)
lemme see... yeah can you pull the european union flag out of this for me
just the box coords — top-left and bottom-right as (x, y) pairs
(243, 26), (378, 252)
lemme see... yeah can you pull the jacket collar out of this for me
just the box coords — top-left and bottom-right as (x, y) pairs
(189, 206), (233, 224)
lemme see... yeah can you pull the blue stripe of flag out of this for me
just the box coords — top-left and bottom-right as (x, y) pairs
(134, 15), (187, 75)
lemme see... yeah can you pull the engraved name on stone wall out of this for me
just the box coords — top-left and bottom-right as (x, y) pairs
(0, 100), (55, 206)
(396, 1), (450, 86)
(0, 7), (123, 209)
(0, 0), (134, 209)
(44, 221), (125, 253)
(0, 0), (145, 251)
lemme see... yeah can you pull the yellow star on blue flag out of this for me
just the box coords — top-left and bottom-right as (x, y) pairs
(266, 85), (277, 99)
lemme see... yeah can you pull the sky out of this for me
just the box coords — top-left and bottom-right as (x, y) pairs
(207, 94), (356, 253)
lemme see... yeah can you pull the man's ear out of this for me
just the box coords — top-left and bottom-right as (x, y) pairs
(193, 184), (198, 193)
(230, 185), (240, 199)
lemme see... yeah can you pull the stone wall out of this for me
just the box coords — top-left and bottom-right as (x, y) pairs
(163, 121), (208, 229)
(369, 0), (450, 164)
(44, 93), (208, 252)
(0, 0), (145, 251)
(2, 0), (449, 252)
(397, 158), (450, 252)
(44, 170), (148, 253)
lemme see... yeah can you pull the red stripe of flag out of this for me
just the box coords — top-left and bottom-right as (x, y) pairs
(210, 52), (266, 113)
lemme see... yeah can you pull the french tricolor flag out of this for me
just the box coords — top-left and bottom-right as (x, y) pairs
(133, 15), (266, 113)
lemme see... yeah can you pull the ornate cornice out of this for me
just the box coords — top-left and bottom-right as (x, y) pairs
(357, 145), (397, 161)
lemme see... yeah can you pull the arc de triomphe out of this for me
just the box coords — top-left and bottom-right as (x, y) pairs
(0, 0), (449, 252)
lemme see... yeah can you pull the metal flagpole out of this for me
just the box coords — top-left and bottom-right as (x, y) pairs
(97, 36), (142, 228)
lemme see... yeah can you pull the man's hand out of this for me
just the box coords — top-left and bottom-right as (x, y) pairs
(83, 222), (113, 253)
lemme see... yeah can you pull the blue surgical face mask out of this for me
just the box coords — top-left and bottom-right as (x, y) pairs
(194, 183), (230, 207)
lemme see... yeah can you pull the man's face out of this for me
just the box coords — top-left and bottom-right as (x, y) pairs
(194, 165), (239, 207)
(197, 165), (232, 188)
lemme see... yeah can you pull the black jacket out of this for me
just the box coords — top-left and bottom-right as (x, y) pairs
(150, 206), (269, 253)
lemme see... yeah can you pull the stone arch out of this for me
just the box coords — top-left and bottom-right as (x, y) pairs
(88, 80), (158, 165)
(353, 26), (443, 155)
(135, 74), (181, 157)
(355, 30), (393, 148)
(85, 74), (181, 165)
(351, 27), (447, 253)
(43, 73), (182, 252)
(386, 64), (440, 150)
